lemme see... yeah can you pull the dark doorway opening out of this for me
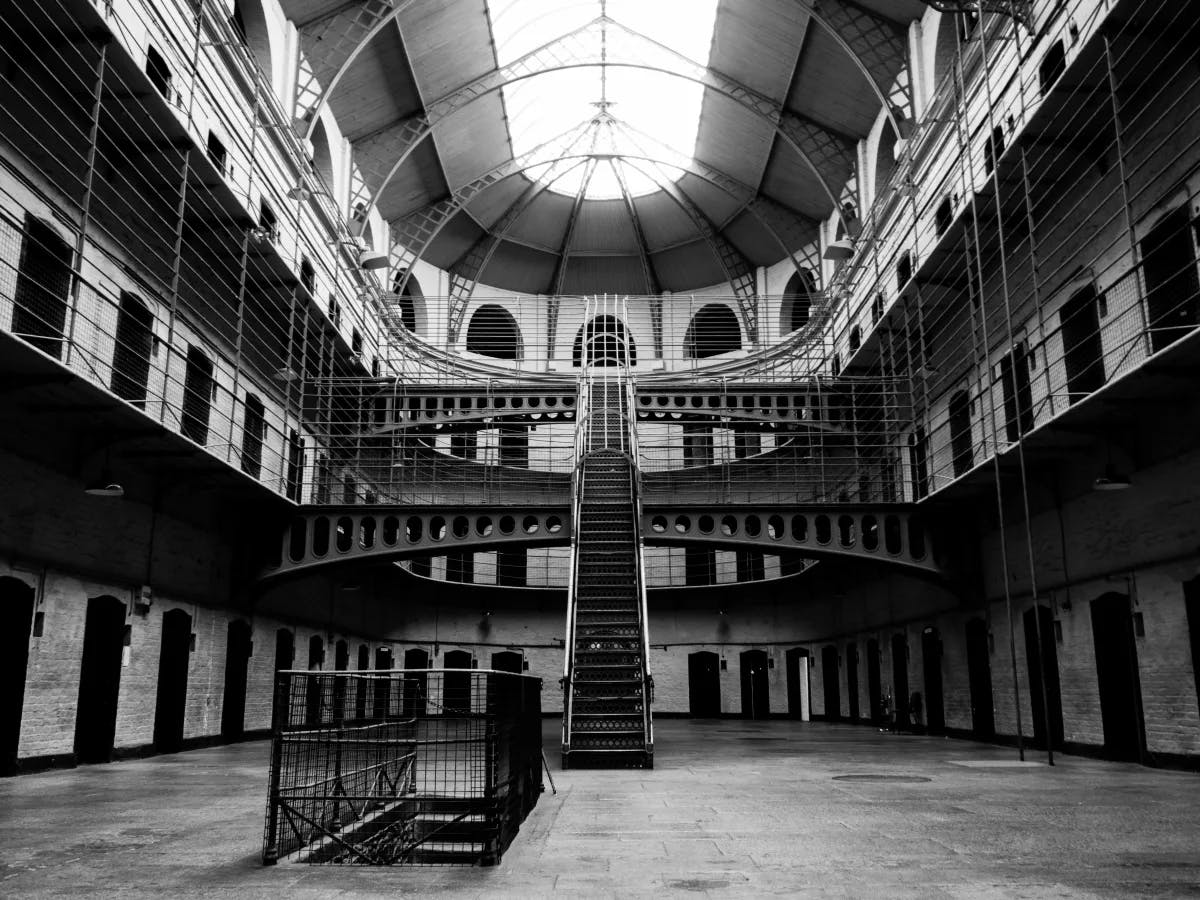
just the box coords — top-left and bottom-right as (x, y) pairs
(821, 645), (840, 720)
(1060, 285), (1106, 402)
(373, 646), (393, 719)
(1186, 579), (1200, 720)
(866, 638), (882, 725)
(403, 648), (428, 716)
(443, 650), (472, 713)
(74, 596), (126, 764)
(1, 578), (36, 774)
(846, 643), (860, 722)
(740, 650), (769, 719)
(153, 608), (191, 753)
(1141, 205), (1200, 353)
(688, 651), (721, 717)
(491, 650), (523, 673)
(333, 640), (349, 722)
(305, 635), (324, 725)
(949, 390), (973, 476)
(220, 619), (252, 741)
(12, 216), (72, 359)
(111, 292), (154, 406)
(1023, 605), (1064, 750)
(965, 617), (995, 739)
(922, 627), (945, 735)
(1090, 592), (1145, 762)
(891, 634), (910, 731)
(181, 345), (215, 445)
(1000, 342), (1034, 441)
(355, 645), (370, 720)
(785, 648), (810, 720)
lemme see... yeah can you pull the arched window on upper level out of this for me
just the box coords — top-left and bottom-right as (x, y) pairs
(875, 121), (900, 199)
(684, 304), (742, 359)
(391, 270), (427, 335)
(309, 117), (334, 192)
(572, 315), (636, 367)
(12, 216), (73, 360)
(231, 0), (274, 88)
(466, 304), (523, 360)
(781, 268), (815, 334)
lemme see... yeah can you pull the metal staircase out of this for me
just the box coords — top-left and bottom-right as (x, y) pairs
(562, 297), (654, 768)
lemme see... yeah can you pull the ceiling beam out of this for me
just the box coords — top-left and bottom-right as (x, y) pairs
(611, 160), (661, 298)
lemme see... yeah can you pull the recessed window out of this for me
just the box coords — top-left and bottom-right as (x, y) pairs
(145, 46), (173, 101)
(206, 132), (227, 176)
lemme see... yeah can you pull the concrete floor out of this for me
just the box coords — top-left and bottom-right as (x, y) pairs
(1, 720), (1198, 899)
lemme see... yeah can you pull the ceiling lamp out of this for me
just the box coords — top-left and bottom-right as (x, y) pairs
(84, 449), (124, 498)
(1093, 465), (1131, 492)
(824, 239), (855, 261)
(358, 249), (389, 270)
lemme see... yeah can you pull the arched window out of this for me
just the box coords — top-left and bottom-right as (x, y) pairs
(875, 121), (899, 198)
(12, 216), (72, 360)
(465, 304), (522, 359)
(782, 268), (814, 334)
(391, 270), (426, 334)
(309, 118), (334, 191)
(231, 0), (274, 86)
(684, 304), (741, 359)
(572, 315), (636, 367)
(240, 393), (265, 478)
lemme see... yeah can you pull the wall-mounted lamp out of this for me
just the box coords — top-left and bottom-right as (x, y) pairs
(823, 238), (855, 261)
(358, 249), (389, 270)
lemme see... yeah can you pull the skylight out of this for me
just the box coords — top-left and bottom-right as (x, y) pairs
(487, 0), (720, 200)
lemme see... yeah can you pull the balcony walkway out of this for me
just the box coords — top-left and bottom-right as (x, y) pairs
(2, 720), (1198, 897)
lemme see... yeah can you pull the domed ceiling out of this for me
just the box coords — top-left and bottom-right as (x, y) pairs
(284, 0), (928, 295)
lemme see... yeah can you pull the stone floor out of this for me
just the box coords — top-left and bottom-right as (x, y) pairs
(1, 719), (1199, 898)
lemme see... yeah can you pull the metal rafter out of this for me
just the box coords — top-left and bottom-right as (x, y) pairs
(550, 159), (599, 297)
(349, 17), (858, 228)
(445, 156), (590, 343)
(611, 160), (660, 297)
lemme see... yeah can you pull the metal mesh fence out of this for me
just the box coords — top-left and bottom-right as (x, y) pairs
(262, 669), (543, 866)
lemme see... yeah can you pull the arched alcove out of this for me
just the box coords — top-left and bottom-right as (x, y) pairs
(572, 315), (636, 367)
(391, 269), (427, 335)
(309, 117), (334, 192)
(781, 268), (815, 334)
(684, 304), (742, 359)
(466, 304), (522, 359)
(875, 121), (900, 198)
(231, 0), (275, 87)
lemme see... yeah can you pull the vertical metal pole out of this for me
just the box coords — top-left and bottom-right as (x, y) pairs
(65, 39), (108, 370)
(226, 232), (252, 466)
(160, 149), (193, 427)
(978, 20), (1051, 763)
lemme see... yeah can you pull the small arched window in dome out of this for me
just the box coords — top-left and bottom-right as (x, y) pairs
(466, 304), (523, 360)
(684, 304), (741, 359)
(572, 316), (636, 367)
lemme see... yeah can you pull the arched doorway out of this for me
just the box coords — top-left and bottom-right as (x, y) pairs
(403, 648), (428, 717)
(866, 638), (882, 725)
(111, 291), (154, 407)
(1090, 592), (1144, 761)
(684, 304), (742, 359)
(1023, 605), (1064, 750)
(154, 608), (192, 753)
(1, 578), (36, 774)
(785, 648), (810, 720)
(572, 315), (637, 367)
(781, 269), (814, 334)
(965, 618), (994, 738)
(922, 627), (945, 735)
(443, 650), (473, 714)
(821, 645), (840, 721)
(687, 651), (721, 717)
(12, 216), (73, 359)
(373, 646), (393, 719)
(891, 633), (910, 731)
(1060, 284), (1106, 402)
(739, 649), (769, 719)
(220, 620), (252, 741)
(74, 595), (126, 764)
(490, 650), (523, 673)
(306, 635), (325, 725)
(845, 643), (860, 722)
(332, 639), (349, 722)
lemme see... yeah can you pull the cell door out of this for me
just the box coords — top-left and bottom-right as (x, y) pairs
(965, 618), (994, 739)
(739, 650), (769, 719)
(1090, 593), (1144, 761)
(74, 596), (126, 764)
(153, 608), (192, 753)
(220, 620), (252, 741)
(12, 216), (72, 359)
(1, 578), (36, 774)
(821, 645), (840, 721)
(1060, 285), (1105, 402)
(111, 292), (154, 406)
(688, 651), (721, 717)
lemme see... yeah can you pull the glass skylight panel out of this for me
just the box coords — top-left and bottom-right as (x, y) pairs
(487, 0), (718, 200)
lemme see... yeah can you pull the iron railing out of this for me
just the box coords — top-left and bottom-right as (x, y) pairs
(262, 668), (542, 866)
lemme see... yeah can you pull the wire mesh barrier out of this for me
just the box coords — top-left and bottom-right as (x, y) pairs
(262, 669), (543, 866)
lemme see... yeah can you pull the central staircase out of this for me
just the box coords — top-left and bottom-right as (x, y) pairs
(562, 299), (653, 768)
